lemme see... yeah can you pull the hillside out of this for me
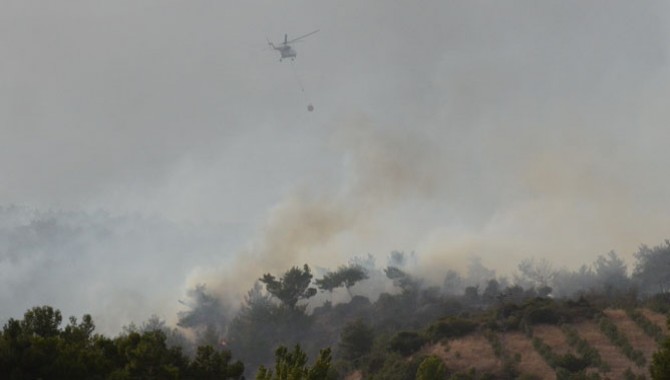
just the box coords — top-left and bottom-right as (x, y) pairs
(414, 307), (668, 379)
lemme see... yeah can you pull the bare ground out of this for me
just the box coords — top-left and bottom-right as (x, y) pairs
(395, 309), (665, 379)
(343, 370), (363, 380)
(573, 320), (639, 379)
(603, 308), (660, 362)
(533, 324), (574, 356)
(640, 308), (669, 335)
(425, 333), (502, 376)
(503, 331), (555, 380)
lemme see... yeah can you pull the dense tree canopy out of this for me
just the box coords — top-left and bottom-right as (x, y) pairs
(384, 266), (419, 295)
(256, 344), (334, 380)
(339, 319), (374, 363)
(315, 264), (369, 297)
(593, 251), (631, 295)
(516, 257), (557, 289)
(0, 306), (244, 380)
(260, 264), (317, 310)
(634, 241), (670, 296)
(176, 284), (230, 349)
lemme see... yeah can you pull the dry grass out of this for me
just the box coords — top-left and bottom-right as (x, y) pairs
(425, 334), (502, 376)
(343, 370), (363, 380)
(413, 309), (665, 379)
(502, 331), (555, 379)
(533, 324), (573, 356)
(424, 343), (448, 356)
(641, 308), (669, 335)
(573, 320), (637, 378)
(603, 308), (659, 362)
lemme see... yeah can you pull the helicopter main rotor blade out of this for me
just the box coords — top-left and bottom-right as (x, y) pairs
(286, 29), (319, 44)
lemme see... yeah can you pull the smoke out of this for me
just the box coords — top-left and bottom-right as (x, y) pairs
(188, 119), (443, 309)
(192, 67), (670, 307)
(195, 92), (670, 310)
(0, 206), (242, 335)
(3, 1), (670, 338)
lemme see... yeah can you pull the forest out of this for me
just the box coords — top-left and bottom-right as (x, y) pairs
(2, 241), (670, 379)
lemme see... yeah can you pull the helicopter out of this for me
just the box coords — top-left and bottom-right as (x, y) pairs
(267, 30), (319, 61)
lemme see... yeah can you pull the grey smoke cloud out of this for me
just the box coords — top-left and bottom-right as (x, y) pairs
(0, 207), (245, 334)
(2, 1), (670, 331)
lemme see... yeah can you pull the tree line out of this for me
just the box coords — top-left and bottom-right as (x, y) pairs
(0, 305), (245, 379)
(3, 241), (670, 378)
(175, 242), (670, 378)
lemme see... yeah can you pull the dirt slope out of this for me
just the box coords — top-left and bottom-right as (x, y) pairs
(418, 308), (667, 379)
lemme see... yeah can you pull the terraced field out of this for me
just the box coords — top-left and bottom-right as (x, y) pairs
(421, 308), (668, 379)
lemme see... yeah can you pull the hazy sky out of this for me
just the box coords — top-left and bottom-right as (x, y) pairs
(2, 1), (670, 332)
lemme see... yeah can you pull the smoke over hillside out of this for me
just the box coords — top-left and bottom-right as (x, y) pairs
(192, 120), (443, 305)
(0, 206), (242, 334)
(2, 1), (670, 342)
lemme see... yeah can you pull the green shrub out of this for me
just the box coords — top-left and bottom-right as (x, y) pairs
(554, 353), (590, 373)
(626, 309), (666, 344)
(624, 368), (636, 380)
(531, 337), (556, 367)
(415, 355), (447, 380)
(483, 330), (503, 358)
(367, 353), (422, 380)
(651, 317), (670, 379)
(426, 317), (477, 342)
(561, 324), (605, 369)
(339, 319), (374, 362)
(388, 331), (426, 356)
(643, 293), (670, 314)
(556, 368), (602, 380)
(525, 305), (561, 325)
(598, 317), (646, 367)
(500, 357), (520, 379)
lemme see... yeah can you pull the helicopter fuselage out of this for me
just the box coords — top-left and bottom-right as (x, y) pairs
(268, 30), (318, 61)
(274, 45), (296, 61)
